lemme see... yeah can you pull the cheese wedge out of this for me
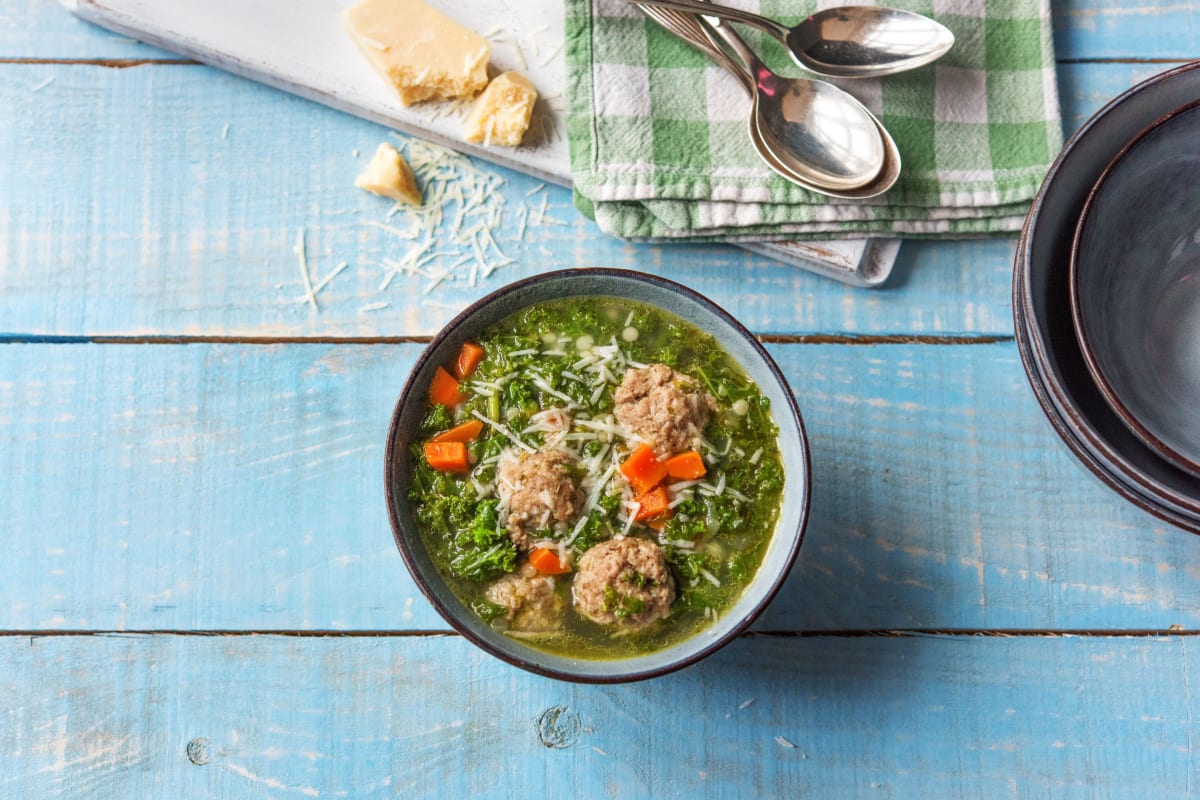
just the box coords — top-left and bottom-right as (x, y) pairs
(343, 0), (490, 106)
(464, 71), (539, 147)
(355, 143), (422, 205)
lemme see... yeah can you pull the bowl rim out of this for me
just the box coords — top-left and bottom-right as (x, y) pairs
(1068, 97), (1200, 479)
(1015, 237), (1200, 534)
(1014, 60), (1200, 532)
(383, 267), (812, 682)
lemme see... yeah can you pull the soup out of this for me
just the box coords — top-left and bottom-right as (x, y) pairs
(407, 297), (784, 658)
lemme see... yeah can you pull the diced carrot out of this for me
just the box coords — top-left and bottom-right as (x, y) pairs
(619, 443), (668, 494)
(454, 341), (485, 381)
(429, 419), (484, 443)
(664, 450), (707, 480)
(429, 365), (466, 407)
(424, 441), (470, 473)
(633, 485), (672, 523)
(529, 547), (571, 575)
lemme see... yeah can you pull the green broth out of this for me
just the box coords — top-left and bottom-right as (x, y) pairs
(408, 297), (784, 659)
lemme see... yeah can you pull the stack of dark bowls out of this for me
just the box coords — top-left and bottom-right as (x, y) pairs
(1015, 60), (1200, 534)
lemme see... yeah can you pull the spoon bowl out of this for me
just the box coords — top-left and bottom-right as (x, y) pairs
(638, 5), (900, 198)
(633, 0), (955, 79)
(788, 6), (956, 79)
(755, 70), (885, 189)
(704, 12), (895, 193)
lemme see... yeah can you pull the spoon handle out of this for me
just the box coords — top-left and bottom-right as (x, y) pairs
(629, 0), (789, 44)
(695, 4), (771, 88)
(636, 5), (755, 93)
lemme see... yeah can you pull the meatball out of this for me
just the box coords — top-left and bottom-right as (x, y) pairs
(496, 446), (583, 549)
(572, 537), (675, 629)
(485, 573), (564, 633)
(614, 363), (717, 458)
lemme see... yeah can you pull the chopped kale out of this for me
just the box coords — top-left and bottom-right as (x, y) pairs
(418, 403), (454, 437)
(728, 549), (756, 585)
(661, 499), (708, 541)
(603, 585), (645, 619)
(755, 456), (784, 493)
(471, 598), (509, 622)
(448, 499), (517, 581)
(569, 509), (612, 553)
(624, 569), (648, 588)
(502, 378), (537, 418)
(665, 547), (723, 611)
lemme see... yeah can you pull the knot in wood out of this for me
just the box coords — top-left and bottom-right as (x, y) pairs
(186, 737), (211, 766)
(536, 706), (581, 749)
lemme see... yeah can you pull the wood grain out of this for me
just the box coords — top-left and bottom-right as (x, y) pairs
(5, 0), (1197, 63)
(0, 57), (1015, 338)
(3, 2), (1200, 797)
(1052, 0), (1200, 61)
(2, 633), (1199, 799)
(3, 341), (1199, 634)
(0, 59), (1177, 338)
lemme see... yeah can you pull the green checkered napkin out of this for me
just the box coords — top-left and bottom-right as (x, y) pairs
(565, 0), (1062, 240)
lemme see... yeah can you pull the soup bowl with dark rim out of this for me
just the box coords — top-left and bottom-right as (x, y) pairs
(384, 268), (811, 682)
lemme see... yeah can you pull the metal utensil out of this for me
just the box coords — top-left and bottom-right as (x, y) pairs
(637, 4), (900, 197)
(698, 13), (901, 198)
(633, 0), (954, 78)
(700, 9), (892, 191)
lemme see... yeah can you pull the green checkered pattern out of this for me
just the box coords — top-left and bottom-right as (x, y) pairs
(565, 0), (1062, 240)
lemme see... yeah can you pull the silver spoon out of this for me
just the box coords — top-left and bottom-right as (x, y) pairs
(701, 10), (889, 191)
(632, 0), (954, 78)
(637, 5), (899, 198)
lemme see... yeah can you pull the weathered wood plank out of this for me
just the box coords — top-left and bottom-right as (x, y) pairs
(1, 0), (166, 59)
(4, 341), (1199, 633)
(1, 633), (1197, 798)
(0, 60), (1178, 338)
(1053, 0), (1200, 61)
(5, 0), (1198, 64)
(0, 58), (1014, 338)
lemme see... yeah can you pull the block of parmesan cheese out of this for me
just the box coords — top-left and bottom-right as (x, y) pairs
(464, 71), (539, 147)
(343, 0), (490, 106)
(355, 143), (422, 205)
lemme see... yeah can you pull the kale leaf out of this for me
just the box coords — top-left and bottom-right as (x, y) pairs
(418, 404), (454, 437)
(448, 499), (517, 582)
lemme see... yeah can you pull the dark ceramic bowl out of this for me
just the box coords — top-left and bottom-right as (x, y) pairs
(1016, 245), (1200, 533)
(384, 268), (812, 682)
(1015, 61), (1200, 532)
(1070, 100), (1200, 478)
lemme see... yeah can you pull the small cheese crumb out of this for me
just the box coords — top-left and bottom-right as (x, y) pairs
(464, 71), (538, 147)
(355, 143), (422, 205)
(294, 228), (318, 310)
(343, 0), (489, 106)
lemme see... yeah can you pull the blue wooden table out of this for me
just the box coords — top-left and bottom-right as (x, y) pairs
(3, 1), (1199, 796)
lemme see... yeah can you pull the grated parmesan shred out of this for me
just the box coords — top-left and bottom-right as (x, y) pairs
(361, 136), (525, 307)
(471, 410), (535, 453)
(295, 228), (318, 311)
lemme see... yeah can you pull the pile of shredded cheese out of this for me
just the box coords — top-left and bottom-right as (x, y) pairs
(370, 138), (568, 298)
(290, 137), (569, 313)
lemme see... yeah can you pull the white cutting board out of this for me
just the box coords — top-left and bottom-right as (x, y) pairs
(64, 0), (897, 286)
